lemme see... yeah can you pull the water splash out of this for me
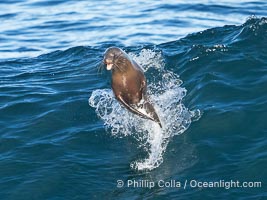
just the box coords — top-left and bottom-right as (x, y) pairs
(89, 49), (200, 170)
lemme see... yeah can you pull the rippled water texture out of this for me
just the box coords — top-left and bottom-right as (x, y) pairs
(1, 0), (267, 59)
(0, 0), (267, 199)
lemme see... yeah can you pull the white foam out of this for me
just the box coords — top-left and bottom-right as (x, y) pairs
(89, 49), (201, 170)
(129, 49), (164, 71)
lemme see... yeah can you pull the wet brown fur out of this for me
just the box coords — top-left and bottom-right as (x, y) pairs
(104, 47), (162, 127)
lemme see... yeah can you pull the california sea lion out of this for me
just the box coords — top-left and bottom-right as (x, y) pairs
(103, 47), (162, 128)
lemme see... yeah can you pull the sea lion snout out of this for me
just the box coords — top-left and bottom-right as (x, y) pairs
(104, 59), (113, 70)
(103, 54), (114, 70)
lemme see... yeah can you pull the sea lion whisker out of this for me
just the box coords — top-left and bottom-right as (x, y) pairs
(97, 60), (105, 74)
(114, 63), (125, 72)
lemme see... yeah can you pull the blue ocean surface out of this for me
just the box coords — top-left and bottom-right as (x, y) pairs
(0, 0), (267, 199)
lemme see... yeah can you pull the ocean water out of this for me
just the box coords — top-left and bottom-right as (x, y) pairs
(0, 0), (267, 199)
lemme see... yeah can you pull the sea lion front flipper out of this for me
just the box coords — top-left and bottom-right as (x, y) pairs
(143, 100), (162, 128)
(139, 81), (162, 128)
(117, 95), (155, 122)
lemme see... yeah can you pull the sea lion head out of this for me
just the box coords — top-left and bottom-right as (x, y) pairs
(103, 47), (129, 72)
